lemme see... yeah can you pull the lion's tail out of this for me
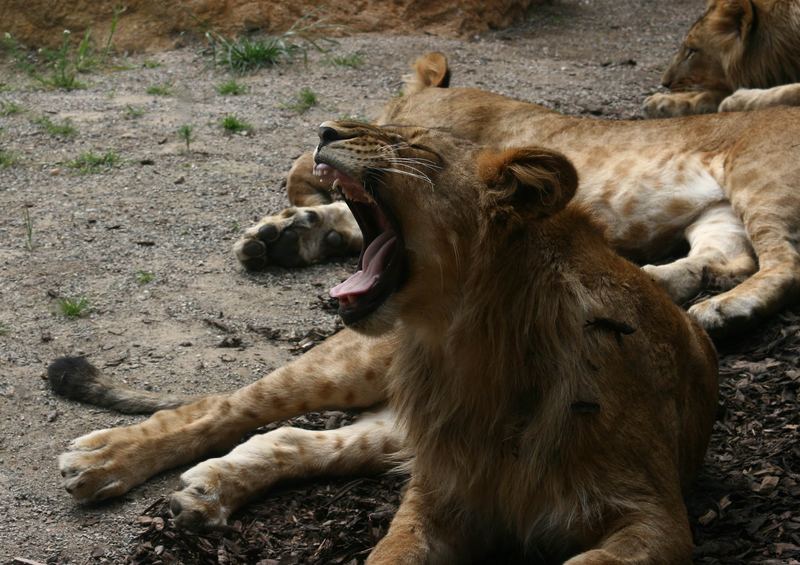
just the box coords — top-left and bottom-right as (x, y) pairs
(403, 52), (451, 95)
(47, 357), (196, 414)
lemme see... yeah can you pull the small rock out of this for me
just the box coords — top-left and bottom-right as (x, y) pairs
(218, 336), (243, 348)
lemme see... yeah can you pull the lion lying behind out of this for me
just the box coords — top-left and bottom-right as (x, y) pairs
(51, 120), (718, 563)
(237, 52), (800, 338)
(644, 0), (800, 117)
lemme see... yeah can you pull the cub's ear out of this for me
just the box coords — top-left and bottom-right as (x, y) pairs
(403, 52), (450, 95)
(710, 0), (753, 41)
(477, 147), (578, 221)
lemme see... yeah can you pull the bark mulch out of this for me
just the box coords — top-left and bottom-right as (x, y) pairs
(129, 309), (800, 565)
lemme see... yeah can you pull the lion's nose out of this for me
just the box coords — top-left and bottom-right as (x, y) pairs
(318, 124), (345, 147)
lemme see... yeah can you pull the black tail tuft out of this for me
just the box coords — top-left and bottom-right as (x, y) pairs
(47, 355), (193, 413)
(47, 356), (101, 401)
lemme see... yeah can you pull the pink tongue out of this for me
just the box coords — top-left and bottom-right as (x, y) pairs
(330, 231), (397, 299)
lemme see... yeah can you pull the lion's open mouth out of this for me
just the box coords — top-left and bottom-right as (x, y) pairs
(313, 162), (406, 324)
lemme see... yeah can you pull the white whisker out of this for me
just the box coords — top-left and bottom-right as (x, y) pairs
(379, 166), (435, 192)
(385, 157), (442, 171)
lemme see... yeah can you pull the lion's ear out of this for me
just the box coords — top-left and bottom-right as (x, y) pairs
(710, 0), (754, 41)
(404, 52), (450, 95)
(477, 147), (578, 221)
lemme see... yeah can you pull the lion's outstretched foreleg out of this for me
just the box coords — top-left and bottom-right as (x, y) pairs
(170, 407), (404, 529)
(642, 90), (729, 118)
(719, 84), (800, 112)
(57, 328), (392, 503)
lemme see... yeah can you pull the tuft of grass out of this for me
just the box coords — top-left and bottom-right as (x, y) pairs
(123, 105), (144, 119)
(220, 114), (252, 134)
(135, 270), (155, 284)
(146, 83), (172, 96)
(282, 87), (318, 114)
(177, 124), (194, 151)
(142, 59), (161, 69)
(68, 151), (119, 173)
(0, 322), (9, 336)
(0, 149), (17, 168)
(216, 79), (248, 96)
(34, 115), (77, 137)
(206, 17), (336, 73)
(2, 17), (122, 89)
(23, 206), (33, 251)
(326, 52), (364, 68)
(2, 32), (38, 75)
(102, 6), (125, 62)
(208, 34), (294, 73)
(37, 30), (88, 90)
(58, 297), (90, 318)
(0, 101), (23, 116)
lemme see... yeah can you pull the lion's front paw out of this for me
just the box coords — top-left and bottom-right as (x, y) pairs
(58, 429), (145, 503)
(718, 88), (761, 112)
(643, 91), (721, 118)
(233, 203), (360, 270)
(688, 295), (755, 337)
(169, 461), (232, 530)
(643, 93), (682, 118)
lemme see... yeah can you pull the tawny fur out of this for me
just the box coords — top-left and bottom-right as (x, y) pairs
(309, 122), (718, 563)
(237, 52), (800, 336)
(55, 329), (398, 514)
(644, 0), (800, 117)
(53, 120), (718, 563)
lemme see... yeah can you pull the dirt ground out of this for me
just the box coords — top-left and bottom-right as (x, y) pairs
(1, 0), (542, 52)
(0, 0), (798, 563)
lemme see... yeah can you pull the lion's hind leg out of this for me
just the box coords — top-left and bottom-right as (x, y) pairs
(170, 408), (404, 530)
(690, 160), (800, 335)
(642, 202), (755, 304)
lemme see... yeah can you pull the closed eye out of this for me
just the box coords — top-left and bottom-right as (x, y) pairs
(407, 143), (444, 163)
